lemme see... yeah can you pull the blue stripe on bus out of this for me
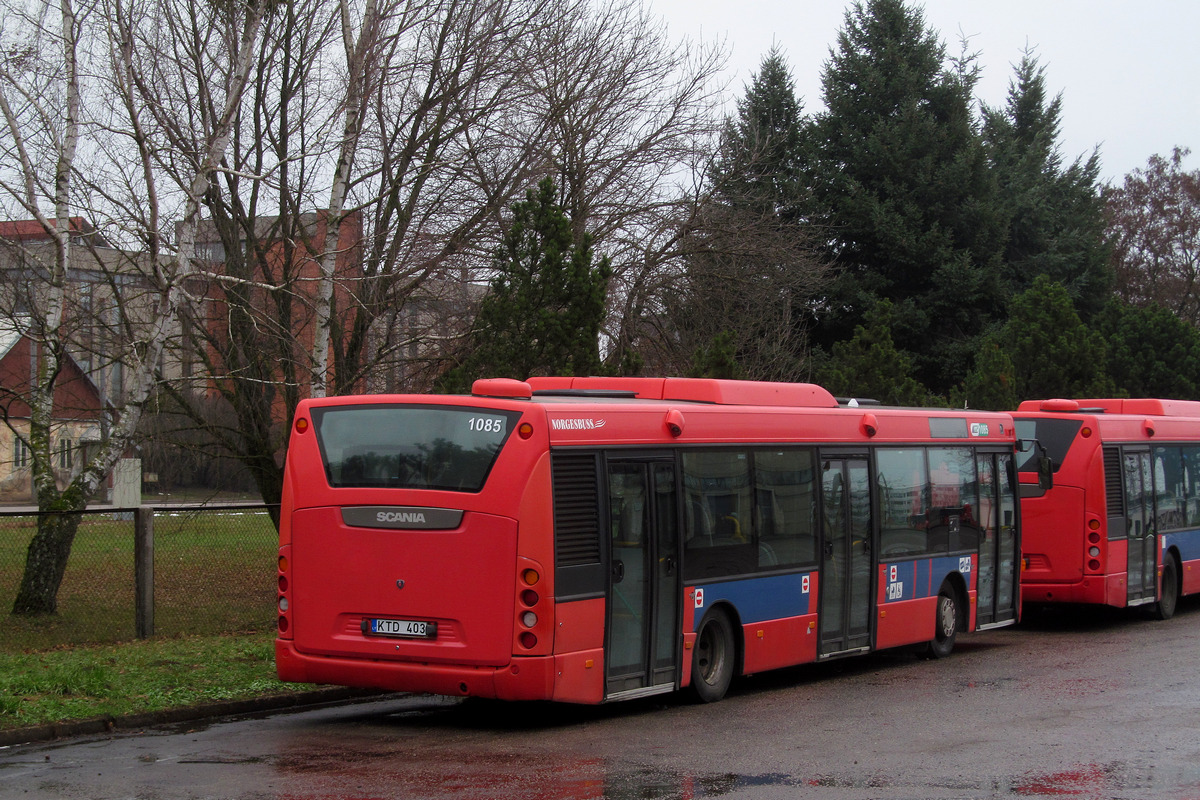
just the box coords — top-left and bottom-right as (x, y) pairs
(882, 555), (971, 603)
(1163, 528), (1200, 562)
(692, 572), (814, 628)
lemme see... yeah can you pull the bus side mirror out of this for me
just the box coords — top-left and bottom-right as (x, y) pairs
(1038, 456), (1054, 491)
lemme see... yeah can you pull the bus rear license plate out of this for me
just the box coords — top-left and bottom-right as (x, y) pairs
(365, 618), (437, 639)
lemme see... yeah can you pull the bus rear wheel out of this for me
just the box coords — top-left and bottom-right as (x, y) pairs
(924, 587), (959, 659)
(689, 610), (735, 703)
(1155, 556), (1180, 621)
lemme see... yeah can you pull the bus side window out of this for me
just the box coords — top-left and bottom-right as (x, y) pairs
(877, 449), (928, 557)
(754, 450), (817, 568)
(681, 451), (755, 578)
(1185, 446), (1200, 527)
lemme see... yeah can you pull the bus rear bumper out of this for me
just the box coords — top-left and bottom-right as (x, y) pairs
(275, 640), (557, 701)
(1020, 575), (1126, 606)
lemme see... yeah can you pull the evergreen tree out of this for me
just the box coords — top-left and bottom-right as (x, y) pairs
(817, 300), (937, 406)
(982, 53), (1110, 318)
(711, 47), (809, 218)
(805, 0), (1005, 394)
(438, 177), (611, 391)
(689, 331), (743, 380)
(1096, 299), (1200, 398)
(988, 276), (1115, 400)
(957, 339), (1018, 411)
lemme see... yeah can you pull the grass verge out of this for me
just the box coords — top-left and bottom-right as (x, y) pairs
(0, 633), (314, 731)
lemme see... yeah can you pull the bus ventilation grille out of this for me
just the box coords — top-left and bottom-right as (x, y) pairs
(1103, 446), (1124, 516)
(552, 453), (602, 568)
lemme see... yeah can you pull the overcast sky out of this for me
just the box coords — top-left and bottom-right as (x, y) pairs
(648, 0), (1199, 185)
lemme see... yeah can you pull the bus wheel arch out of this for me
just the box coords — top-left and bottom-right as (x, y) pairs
(924, 577), (965, 659)
(688, 605), (740, 703)
(1155, 549), (1181, 621)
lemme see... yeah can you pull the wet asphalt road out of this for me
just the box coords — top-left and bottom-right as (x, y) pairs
(4, 599), (1200, 800)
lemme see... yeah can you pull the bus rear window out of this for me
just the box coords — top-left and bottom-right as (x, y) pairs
(1014, 418), (1083, 473)
(311, 404), (522, 491)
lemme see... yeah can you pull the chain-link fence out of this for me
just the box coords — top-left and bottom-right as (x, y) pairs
(0, 505), (278, 652)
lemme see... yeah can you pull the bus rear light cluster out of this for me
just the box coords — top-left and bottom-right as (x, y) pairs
(1084, 518), (1103, 573)
(277, 551), (292, 636)
(516, 565), (547, 652)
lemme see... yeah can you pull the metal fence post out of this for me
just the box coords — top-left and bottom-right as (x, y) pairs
(135, 506), (154, 638)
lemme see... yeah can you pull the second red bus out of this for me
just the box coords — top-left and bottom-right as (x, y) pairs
(1015, 397), (1200, 618)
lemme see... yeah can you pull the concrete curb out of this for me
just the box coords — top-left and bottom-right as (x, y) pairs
(0, 688), (391, 749)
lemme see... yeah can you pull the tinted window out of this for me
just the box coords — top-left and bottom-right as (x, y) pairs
(682, 451), (755, 578)
(1154, 447), (1186, 531)
(1014, 418), (1083, 473)
(754, 450), (818, 568)
(1185, 447), (1200, 527)
(312, 404), (521, 491)
(877, 449), (929, 557)
(929, 447), (980, 552)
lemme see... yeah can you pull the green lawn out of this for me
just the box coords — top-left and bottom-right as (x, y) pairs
(0, 633), (315, 731)
(0, 508), (303, 734)
(0, 508), (278, 650)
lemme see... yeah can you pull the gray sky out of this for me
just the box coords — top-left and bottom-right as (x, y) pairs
(649, 0), (1199, 185)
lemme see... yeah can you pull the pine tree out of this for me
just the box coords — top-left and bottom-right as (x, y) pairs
(438, 177), (611, 391)
(982, 53), (1110, 318)
(957, 340), (1018, 411)
(990, 276), (1115, 400)
(710, 47), (809, 218)
(805, 0), (1005, 394)
(817, 300), (937, 406)
(1096, 299), (1200, 398)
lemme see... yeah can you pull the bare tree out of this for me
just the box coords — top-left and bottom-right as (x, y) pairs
(141, 0), (568, 510)
(652, 199), (828, 380)
(0, 0), (265, 614)
(523, 0), (728, 371)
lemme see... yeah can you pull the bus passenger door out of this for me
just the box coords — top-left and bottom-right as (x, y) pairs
(605, 459), (680, 698)
(976, 452), (1019, 627)
(819, 456), (872, 656)
(1123, 449), (1157, 605)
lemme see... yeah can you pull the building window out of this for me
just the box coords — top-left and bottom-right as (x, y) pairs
(13, 437), (30, 469)
(57, 437), (74, 470)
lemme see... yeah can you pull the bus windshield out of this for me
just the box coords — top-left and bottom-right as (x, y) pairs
(311, 404), (522, 491)
(1014, 418), (1082, 473)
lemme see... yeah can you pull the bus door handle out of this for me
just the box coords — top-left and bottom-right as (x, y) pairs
(612, 560), (625, 583)
(662, 556), (676, 576)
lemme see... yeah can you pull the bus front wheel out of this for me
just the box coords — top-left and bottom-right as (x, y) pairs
(925, 587), (959, 659)
(689, 610), (735, 703)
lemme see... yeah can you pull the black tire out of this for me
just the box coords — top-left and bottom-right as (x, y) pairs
(925, 588), (959, 659)
(1155, 556), (1180, 621)
(689, 610), (736, 703)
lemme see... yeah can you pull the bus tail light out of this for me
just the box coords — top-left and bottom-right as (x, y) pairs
(277, 546), (293, 639)
(515, 559), (550, 654)
(1083, 517), (1104, 574)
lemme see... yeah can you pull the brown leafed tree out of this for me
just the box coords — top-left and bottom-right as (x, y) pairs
(1105, 147), (1200, 326)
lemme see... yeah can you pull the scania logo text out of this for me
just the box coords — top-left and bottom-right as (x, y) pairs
(377, 511), (426, 524)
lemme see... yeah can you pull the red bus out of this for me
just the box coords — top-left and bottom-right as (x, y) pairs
(1015, 397), (1200, 618)
(275, 377), (1021, 704)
